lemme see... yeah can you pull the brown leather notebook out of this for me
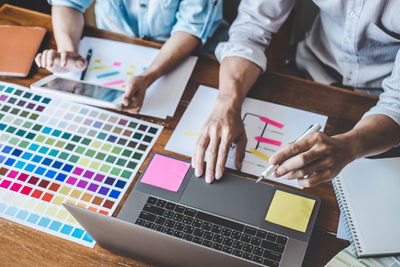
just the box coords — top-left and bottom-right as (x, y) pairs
(0, 25), (46, 77)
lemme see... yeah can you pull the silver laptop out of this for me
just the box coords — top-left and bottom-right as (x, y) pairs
(64, 153), (320, 267)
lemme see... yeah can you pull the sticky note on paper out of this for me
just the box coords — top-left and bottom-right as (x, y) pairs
(140, 154), (190, 192)
(265, 190), (315, 232)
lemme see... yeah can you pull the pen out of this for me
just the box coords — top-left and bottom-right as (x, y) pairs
(80, 48), (92, 81)
(255, 123), (322, 183)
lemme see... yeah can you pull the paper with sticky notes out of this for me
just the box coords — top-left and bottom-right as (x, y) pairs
(265, 190), (315, 232)
(140, 154), (190, 192)
(60, 37), (198, 119)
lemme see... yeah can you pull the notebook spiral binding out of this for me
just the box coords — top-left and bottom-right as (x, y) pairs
(332, 177), (363, 256)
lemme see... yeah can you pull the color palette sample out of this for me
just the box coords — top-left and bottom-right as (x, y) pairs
(140, 154), (190, 192)
(0, 81), (162, 246)
(265, 190), (315, 232)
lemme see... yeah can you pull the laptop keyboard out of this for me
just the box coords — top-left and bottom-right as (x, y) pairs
(134, 196), (287, 266)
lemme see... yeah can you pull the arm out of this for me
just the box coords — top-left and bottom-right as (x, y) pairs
(52, 5), (84, 53)
(191, 57), (261, 182)
(122, 0), (222, 113)
(270, 49), (400, 187)
(35, 5), (88, 72)
(270, 115), (400, 188)
(192, 0), (296, 183)
(121, 31), (200, 113)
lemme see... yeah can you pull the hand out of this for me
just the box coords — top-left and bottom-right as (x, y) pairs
(35, 49), (87, 73)
(120, 75), (153, 114)
(269, 132), (356, 188)
(191, 97), (247, 183)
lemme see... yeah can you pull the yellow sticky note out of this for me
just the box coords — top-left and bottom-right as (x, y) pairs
(265, 190), (315, 232)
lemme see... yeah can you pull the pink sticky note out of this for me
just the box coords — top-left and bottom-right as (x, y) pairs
(113, 62), (121, 67)
(140, 154), (190, 192)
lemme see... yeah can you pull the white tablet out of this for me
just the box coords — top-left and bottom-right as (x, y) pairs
(31, 75), (124, 108)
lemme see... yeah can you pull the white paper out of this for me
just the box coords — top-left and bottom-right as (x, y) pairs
(59, 37), (198, 119)
(165, 85), (328, 189)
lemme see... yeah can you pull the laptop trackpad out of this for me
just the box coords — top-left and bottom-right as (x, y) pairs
(179, 173), (274, 227)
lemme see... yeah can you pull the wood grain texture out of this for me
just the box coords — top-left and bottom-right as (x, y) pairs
(4, 4), (390, 266)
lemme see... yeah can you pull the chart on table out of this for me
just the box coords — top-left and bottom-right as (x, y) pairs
(240, 112), (284, 169)
(60, 37), (198, 119)
(166, 85), (328, 189)
(0, 81), (162, 247)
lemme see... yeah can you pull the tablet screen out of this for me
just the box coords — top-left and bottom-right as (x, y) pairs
(44, 77), (124, 102)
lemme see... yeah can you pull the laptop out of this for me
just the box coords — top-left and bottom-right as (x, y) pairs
(64, 153), (320, 266)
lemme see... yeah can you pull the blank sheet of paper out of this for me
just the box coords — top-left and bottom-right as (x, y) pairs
(265, 190), (315, 232)
(140, 154), (190, 192)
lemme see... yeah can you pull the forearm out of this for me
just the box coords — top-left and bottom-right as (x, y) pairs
(142, 31), (200, 82)
(216, 57), (262, 111)
(52, 6), (84, 52)
(334, 114), (400, 160)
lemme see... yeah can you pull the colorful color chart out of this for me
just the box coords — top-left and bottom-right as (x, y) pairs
(0, 81), (162, 247)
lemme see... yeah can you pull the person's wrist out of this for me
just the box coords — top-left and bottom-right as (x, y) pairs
(140, 69), (160, 86)
(333, 132), (362, 163)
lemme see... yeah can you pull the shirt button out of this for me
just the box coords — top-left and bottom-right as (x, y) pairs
(140, 3), (147, 8)
(345, 36), (351, 43)
(347, 72), (352, 79)
(350, 11), (356, 18)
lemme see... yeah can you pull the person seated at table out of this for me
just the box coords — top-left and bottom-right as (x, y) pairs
(192, 0), (400, 187)
(35, 0), (223, 113)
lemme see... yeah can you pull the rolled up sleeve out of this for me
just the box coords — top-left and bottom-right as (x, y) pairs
(48, 0), (93, 13)
(215, 0), (295, 72)
(363, 49), (400, 126)
(171, 0), (223, 44)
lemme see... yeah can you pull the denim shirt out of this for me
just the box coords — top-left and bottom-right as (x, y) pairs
(48, 0), (222, 44)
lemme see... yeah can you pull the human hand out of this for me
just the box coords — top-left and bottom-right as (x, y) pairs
(120, 75), (154, 114)
(191, 97), (247, 183)
(269, 132), (356, 187)
(35, 49), (87, 73)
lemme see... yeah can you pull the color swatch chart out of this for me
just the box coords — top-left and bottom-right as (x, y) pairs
(0, 81), (162, 246)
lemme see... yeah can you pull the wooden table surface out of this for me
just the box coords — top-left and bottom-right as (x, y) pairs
(0, 4), (380, 266)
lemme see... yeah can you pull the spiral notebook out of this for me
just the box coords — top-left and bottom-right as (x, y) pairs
(332, 158), (400, 257)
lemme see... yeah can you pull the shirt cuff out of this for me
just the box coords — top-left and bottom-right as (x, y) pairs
(362, 105), (400, 126)
(170, 26), (208, 45)
(215, 40), (267, 72)
(48, 0), (89, 13)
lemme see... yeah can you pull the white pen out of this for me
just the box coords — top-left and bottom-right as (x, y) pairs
(255, 123), (322, 183)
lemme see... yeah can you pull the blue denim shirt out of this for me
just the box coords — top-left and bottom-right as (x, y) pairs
(48, 0), (222, 44)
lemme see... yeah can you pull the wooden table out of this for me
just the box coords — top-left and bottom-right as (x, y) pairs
(0, 4), (381, 266)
